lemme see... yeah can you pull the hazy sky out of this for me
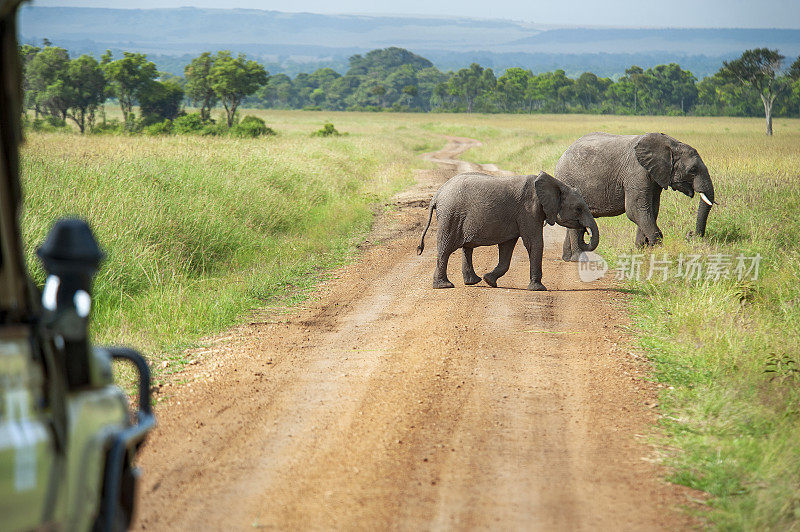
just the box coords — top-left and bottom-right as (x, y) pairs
(32, 0), (800, 29)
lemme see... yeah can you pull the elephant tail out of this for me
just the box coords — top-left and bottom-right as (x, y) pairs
(417, 197), (436, 255)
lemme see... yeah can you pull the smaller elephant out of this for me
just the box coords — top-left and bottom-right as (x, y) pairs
(417, 171), (599, 291)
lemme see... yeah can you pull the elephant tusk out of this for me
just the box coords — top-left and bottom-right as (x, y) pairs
(700, 192), (713, 206)
(585, 227), (592, 239)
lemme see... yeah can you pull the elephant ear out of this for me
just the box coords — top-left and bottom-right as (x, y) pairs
(534, 171), (561, 226)
(635, 133), (673, 190)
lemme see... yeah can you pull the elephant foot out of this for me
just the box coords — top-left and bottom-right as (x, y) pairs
(527, 281), (547, 291)
(463, 273), (482, 285)
(562, 252), (582, 262)
(433, 278), (455, 289)
(482, 274), (498, 288)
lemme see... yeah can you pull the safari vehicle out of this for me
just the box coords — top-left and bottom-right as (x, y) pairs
(0, 1), (155, 530)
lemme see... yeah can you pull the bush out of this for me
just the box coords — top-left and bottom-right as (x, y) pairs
(229, 115), (275, 138)
(90, 119), (124, 135)
(199, 121), (229, 137)
(30, 116), (70, 133)
(143, 119), (173, 136)
(311, 122), (341, 137)
(173, 113), (207, 134)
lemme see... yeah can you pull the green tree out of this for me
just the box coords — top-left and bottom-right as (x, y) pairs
(138, 79), (184, 121)
(635, 64), (698, 114)
(19, 44), (41, 117)
(63, 54), (106, 133)
(184, 52), (217, 121)
(102, 51), (158, 129)
(573, 72), (612, 111)
(447, 63), (494, 113)
(26, 46), (70, 121)
(401, 85), (418, 108)
(256, 73), (293, 108)
(528, 70), (573, 113)
(370, 83), (387, 108)
(722, 48), (787, 135)
(605, 77), (636, 113)
(496, 67), (532, 112)
(208, 51), (268, 127)
(788, 56), (800, 116)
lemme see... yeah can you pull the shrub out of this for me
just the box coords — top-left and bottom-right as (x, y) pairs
(199, 121), (229, 137)
(90, 119), (124, 135)
(229, 115), (275, 138)
(30, 116), (70, 133)
(143, 119), (173, 136)
(173, 113), (207, 134)
(312, 122), (341, 137)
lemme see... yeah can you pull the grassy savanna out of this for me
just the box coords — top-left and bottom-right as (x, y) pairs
(458, 114), (800, 530)
(23, 110), (800, 528)
(21, 112), (443, 371)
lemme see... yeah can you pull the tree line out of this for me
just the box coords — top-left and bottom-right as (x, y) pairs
(20, 44), (266, 135)
(19, 44), (800, 136)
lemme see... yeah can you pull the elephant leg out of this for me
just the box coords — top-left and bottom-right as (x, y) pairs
(461, 247), (482, 285)
(483, 238), (517, 288)
(523, 230), (546, 291)
(628, 189), (663, 247)
(433, 247), (456, 288)
(562, 229), (582, 262)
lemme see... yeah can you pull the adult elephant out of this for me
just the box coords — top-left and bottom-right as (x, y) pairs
(555, 132), (715, 261)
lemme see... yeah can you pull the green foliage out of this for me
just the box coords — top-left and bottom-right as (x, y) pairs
(446, 63), (496, 113)
(138, 79), (184, 121)
(28, 116), (70, 132)
(207, 51), (268, 127)
(172, 112), (207, 134)
(25, 46), (71, 120)
(722, 48), (790, 134)
(142, 119), (173, 136)
(228, 115), (275, 138)
(89, 119), (124, 135)
(101, 50), (158, 129)
(198, 121), (229, 137)
(311, 122), (340, 137)
(63, 54), (106, 133)
(184, 52), (217, 121)
(232, 47), (800, 120)
(17, 45), (800, 137)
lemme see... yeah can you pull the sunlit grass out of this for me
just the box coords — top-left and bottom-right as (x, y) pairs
(21, 113), (441, 366)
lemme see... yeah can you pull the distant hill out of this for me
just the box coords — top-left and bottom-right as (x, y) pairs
(19, 6), (800, 78)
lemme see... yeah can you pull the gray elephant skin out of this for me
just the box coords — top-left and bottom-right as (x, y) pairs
(417, 171), (600, 291)
(555, 132), (716, 261)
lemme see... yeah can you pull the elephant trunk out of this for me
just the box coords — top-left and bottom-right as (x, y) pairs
(693, 174), (715, 237)
(575, 214), (600, 252)
(696, 201), (712, 237)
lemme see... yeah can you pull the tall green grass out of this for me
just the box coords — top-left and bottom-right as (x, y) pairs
(460, 114), (800, 529)
(21, 114), (438, 366)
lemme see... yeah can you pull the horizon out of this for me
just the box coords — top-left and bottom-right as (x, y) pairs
(29, 1), (800, 30)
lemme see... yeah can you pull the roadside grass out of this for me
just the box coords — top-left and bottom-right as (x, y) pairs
(20, 112), (441, 380)
(461, 114), (800, 530)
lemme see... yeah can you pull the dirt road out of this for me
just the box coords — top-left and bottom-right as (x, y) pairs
(134, 137), (696, 530)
